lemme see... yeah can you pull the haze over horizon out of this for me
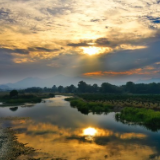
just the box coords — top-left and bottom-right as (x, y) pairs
(1, 0), (160, 85)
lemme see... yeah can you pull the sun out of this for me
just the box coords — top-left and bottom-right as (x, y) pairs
(82, 46), (101, 55)
(83, 127), (97, 136)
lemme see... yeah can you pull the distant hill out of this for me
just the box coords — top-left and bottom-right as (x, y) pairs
(2, 75), (160, 90)
(0, 74), (105, 89)
(136, 78), (160, 84)
(0, 85), (11, 90)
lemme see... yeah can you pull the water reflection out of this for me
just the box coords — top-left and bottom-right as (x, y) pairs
(8, 119), (158, 160)
(116, 116), (160, 132)
(9, 107), (18, 112)
(0, 96), (160, 160)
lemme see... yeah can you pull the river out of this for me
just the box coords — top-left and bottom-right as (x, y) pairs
(0, 95), (160, 160)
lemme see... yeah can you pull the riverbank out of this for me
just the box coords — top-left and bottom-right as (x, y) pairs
(66, 97), (160, 131)
(0, 118), (39, 160)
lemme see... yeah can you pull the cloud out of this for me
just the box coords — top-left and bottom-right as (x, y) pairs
(83, 66), (159, 77)
(0, 0), (160, 83)
(67, 42), (91, 47)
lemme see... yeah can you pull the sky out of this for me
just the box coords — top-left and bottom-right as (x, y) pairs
(0, 0), (160, 85)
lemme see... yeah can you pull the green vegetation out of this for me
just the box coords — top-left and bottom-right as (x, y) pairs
(66, 94), (160, 131)
(0, 90), (55, 105)
(65, 97), (113, 114)
(116, 107), (160, 131)
(77, 94), (160, 109)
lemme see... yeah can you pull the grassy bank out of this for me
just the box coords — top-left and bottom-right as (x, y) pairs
(116, 107), (160, 131)
(65, 98), (114, 114)
(0, 93), (55, 105)
(77, 94), (160, 110)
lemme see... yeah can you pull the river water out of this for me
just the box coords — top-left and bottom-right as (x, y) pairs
(0, 96), (160, 160)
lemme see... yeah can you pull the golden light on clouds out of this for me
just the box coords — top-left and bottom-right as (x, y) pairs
(0, 0), (160, 83)
(83, 66), (158, 77)
(0, 0), (159, 65)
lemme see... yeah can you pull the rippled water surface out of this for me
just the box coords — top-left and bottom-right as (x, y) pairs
(0, 96), (160, 160)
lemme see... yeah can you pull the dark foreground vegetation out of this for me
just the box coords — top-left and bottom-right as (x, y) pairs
(0, 90), (55, 105)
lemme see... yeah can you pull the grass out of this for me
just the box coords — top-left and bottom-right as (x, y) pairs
(65, 97), (114, 114)
(77, 94), (160, 110)
(116, 107), (160, 131)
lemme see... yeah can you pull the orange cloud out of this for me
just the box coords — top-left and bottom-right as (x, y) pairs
(83, 67), (158, 76)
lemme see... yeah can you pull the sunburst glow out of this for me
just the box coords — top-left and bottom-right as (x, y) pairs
(82, 46), (101, 55)
(83, 127), (97, 136)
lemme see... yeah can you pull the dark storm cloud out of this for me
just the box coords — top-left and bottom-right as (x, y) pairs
(97, 40), (160, 72)
(13, 49), (29, 54)
(41, 6), (72, 16)
(0, 8), (16, 24)
(0, 8), (9, 19)
(0, 48), (29, 55)
(28, 47), (60, 52)
(147, 16), (160, 24)
(77, 39), (160, 77)
(67, 36), (144, 48)
(0, 50), (13, 64)
(67, 42), (90, 47)
(95, 38), (110, 46)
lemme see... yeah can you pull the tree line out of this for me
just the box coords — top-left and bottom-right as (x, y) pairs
(20, 81), (160, 94)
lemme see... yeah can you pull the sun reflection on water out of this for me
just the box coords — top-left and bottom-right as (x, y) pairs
(83, 127), (97, 141)
(83, 127), (97, 136)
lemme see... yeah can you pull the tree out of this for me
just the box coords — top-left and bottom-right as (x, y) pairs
(66, 85), (76, 93)
(52, 85), (57, 92)
(10, 90), (18, 97)
(100, 82), (121, 93)
(125, 81), (135, 93)
(92, 84), (99, 92)
(78, 81), (88, 93)
(58, 86), (64, 93)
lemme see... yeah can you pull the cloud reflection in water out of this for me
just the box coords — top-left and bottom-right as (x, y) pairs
(9, 119), (157, 160)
